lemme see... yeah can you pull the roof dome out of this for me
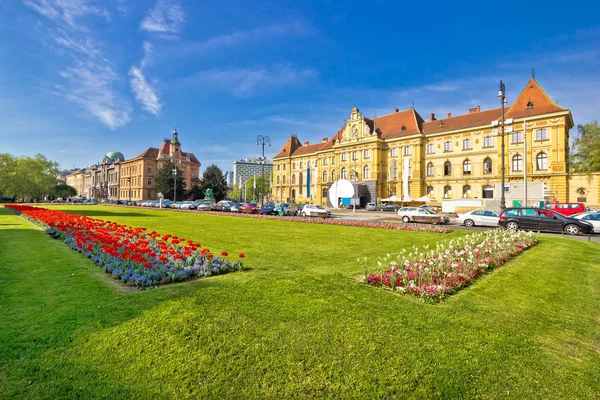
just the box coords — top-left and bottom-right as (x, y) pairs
(106, 151), (125, 161)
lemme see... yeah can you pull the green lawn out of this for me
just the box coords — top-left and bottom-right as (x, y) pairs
(1, 205), (599, 399)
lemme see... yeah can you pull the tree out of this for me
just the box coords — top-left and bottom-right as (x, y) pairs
(0, 153), (59, 200)
(244, 175), (271, 203)
(198, 165), (228, 201)
(53, 183), (77, 198)
(186, 177), (203, 200)
(155, 161), (186, 201)
(571, 121), (600, 172)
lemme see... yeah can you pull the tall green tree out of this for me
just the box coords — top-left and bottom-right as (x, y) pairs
(571, 121), (600, 172)
(52, 183), (77, 198)
(155, 162), (186, 201)
(198, 165), (228, 201)
(0, 154), (59, 200)
(0, 153), (16, 198)
(244, 175), (271, 203)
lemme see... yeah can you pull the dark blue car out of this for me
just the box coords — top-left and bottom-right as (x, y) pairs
(260, 203), (276, 215)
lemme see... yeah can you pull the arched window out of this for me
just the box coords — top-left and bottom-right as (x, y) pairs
(291, 174), (296, 184)
(463, 159), (471, 175)
(482, 185), (493, 199)
(427, 162), (434, 177)
(299, 162), (303, 169)
(277, 164), (280, 171)
(512, 154), (523, 172)
(444, 161), (452, 176)
(283, 175), (286, 184)
(463, 185), (471, 198)
(341, 167), (347, 180)
(363, 165), (370, 179)
(323, 171), (328, 182)
(444, 185), (452, 199)
(276, 175), (280, 184)
(536, 152), (547, 170)
(427, 185), (434, 198)
(292, 162), (296, 169)
(331, 156), (335, 165)
(307, 161), (310, 168)
(331, 170), (336, 181)
(483, 157), (492, 174)
(283, 189), (286, 199)
(276, 189), (280, 198)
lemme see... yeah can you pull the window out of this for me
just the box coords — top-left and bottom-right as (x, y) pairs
(484, 136), (493, 147)
(341, 167), (347, 179)
(427, 162), (434, 177)
(536, 128), (547, 141)
(444, 141), (452, 152)
(291, 174), (296, 184)
(341, 153), (347, 161)
(147, 178), (152, 186)
(322, 171), (327, 182)
(352, 151), (358, 160)
(463, 139), (472, 150)
(147, 167), (152, 173)
(363, 165), (370, 179)
(331, 156), (335, 165)
(427, 143), (434, 154)
(462, 185), (471, 198)
(276, 176), (280, 184)
(391, 148), (397, 157)
(444, 185), (452, 199)
(403, 146), (411, 156)
(463, 159), (471, 175)
(536, 152), (548, 170)
(323, 158), (328, 166)
(277, 164), (280, 170)
(512, 131), (523, 143)
(512, 154), (523, 172)
(483, 157), (492, 174)
(363, 149), (370, 158)
(427, 186), (434, 198)
(292, 162), (296, 169)
(299, 162), (303, 169)
(444, 161), (452, 176)
(307, 161), (311, 168)
(283, 175), (286, 184)
(331, 170), (336, 181)
(283, 189), (286, 199)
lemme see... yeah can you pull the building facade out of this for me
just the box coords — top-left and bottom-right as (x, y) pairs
(271, 77), (587, 207)
(89, 151), (124, 201)
(65, 168), (91, 198)
(232, 157), (273, 187)
(119, 130), (201, 201)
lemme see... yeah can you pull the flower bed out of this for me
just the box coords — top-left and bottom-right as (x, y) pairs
(5, 205), (245, 287)
(191, 210), (453, 233)
(365, 230), (538, 303)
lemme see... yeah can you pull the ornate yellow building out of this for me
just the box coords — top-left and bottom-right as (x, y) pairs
(272, 77), (579, 207)
(119, 130), (200, 201)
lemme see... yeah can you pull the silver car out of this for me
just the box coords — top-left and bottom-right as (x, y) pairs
(455, 210), (499, 227)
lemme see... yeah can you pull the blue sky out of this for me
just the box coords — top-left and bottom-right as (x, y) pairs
(1, 0), (599, 173)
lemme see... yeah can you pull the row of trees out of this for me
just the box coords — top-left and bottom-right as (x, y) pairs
(0, 153), (76, 201)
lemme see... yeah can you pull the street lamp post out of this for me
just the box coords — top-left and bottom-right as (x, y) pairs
(498, 80), (507, 211)
(256, 135), (271, 206)
(172, 168), (178, 202)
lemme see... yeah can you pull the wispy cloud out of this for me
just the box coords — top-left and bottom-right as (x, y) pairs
(129, 41), (161, 116)
(140, 0), (185, 36)
(26, 0), (131, 129)
(182, 22), (309, 53)
(23, 0), (110, 29)
(186, 64), (318, 97)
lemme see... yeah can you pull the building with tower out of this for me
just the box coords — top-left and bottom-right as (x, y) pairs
(89, 151), (124, 201)
(271, 76), (597, 208)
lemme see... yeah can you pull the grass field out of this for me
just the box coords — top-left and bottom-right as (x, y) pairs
(1, 205), (599, 399)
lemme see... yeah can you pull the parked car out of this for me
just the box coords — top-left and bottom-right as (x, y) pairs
(300, 204), (330, 217)
(259, 203), (276, 215)
(274, 203), (298, 216)
(241, 203), (259, 214)
(212, 200), (235, 212)
(230, 203), (244, 213)
(455, 210), (500, 227)
(498, 207), (593, 235)
(397, 207), (450, 224)
(544, 202), (585, 217)
(197, 201), (216, 211)
(295, 204), (305, 216)
(570, 212), (600, 233)
(366, 202), (377, 211)
(381, 203), (399, 212)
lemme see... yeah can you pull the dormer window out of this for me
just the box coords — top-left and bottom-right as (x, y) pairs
(401, 125), (406, 131)
(527, 101), (533, 109)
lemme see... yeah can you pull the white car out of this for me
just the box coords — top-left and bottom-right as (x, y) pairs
(455, 210), (500, 227)
(300, 204), (331, 217)
(571, 212), (600, 233)
(397, 207), (450, 224)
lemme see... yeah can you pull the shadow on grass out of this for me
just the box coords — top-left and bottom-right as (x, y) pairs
(63, 210), (164, 218)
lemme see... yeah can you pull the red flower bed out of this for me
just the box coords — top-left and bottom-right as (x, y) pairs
(5, 205), (245, 287)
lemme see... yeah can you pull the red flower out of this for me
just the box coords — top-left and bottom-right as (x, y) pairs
(207, 253), (214, 259)
(239, 253), (245, 259)
(221, 251), (228, 257)
(144, 262), (153, 268)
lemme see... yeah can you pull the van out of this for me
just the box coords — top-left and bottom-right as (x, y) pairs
(544, 202), (585, 216)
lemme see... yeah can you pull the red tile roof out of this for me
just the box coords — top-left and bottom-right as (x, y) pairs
(422, 108), (504, 135)
(273, 136), (302, 158)
(373, 109), (424, 139)
(504, 78), (565, 119)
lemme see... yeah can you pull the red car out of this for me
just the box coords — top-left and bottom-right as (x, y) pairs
(240, 203), (259, 214)
(544, 202), (585, 217)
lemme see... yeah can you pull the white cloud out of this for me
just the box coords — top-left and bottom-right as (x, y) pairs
(129, 66), (161, 115)
(140, 0), (185, 35)
(23, 0), (110, 29)
(187, 64), (318, 97)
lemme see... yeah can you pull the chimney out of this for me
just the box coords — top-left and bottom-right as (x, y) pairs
(304, 141), (309, 146)
(429, 113), (436, 122)
(447, 112), (452, 118)
(468, 106), (481, 114)
(394, 108), (399, 113)
(322, 137), (328, 143)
